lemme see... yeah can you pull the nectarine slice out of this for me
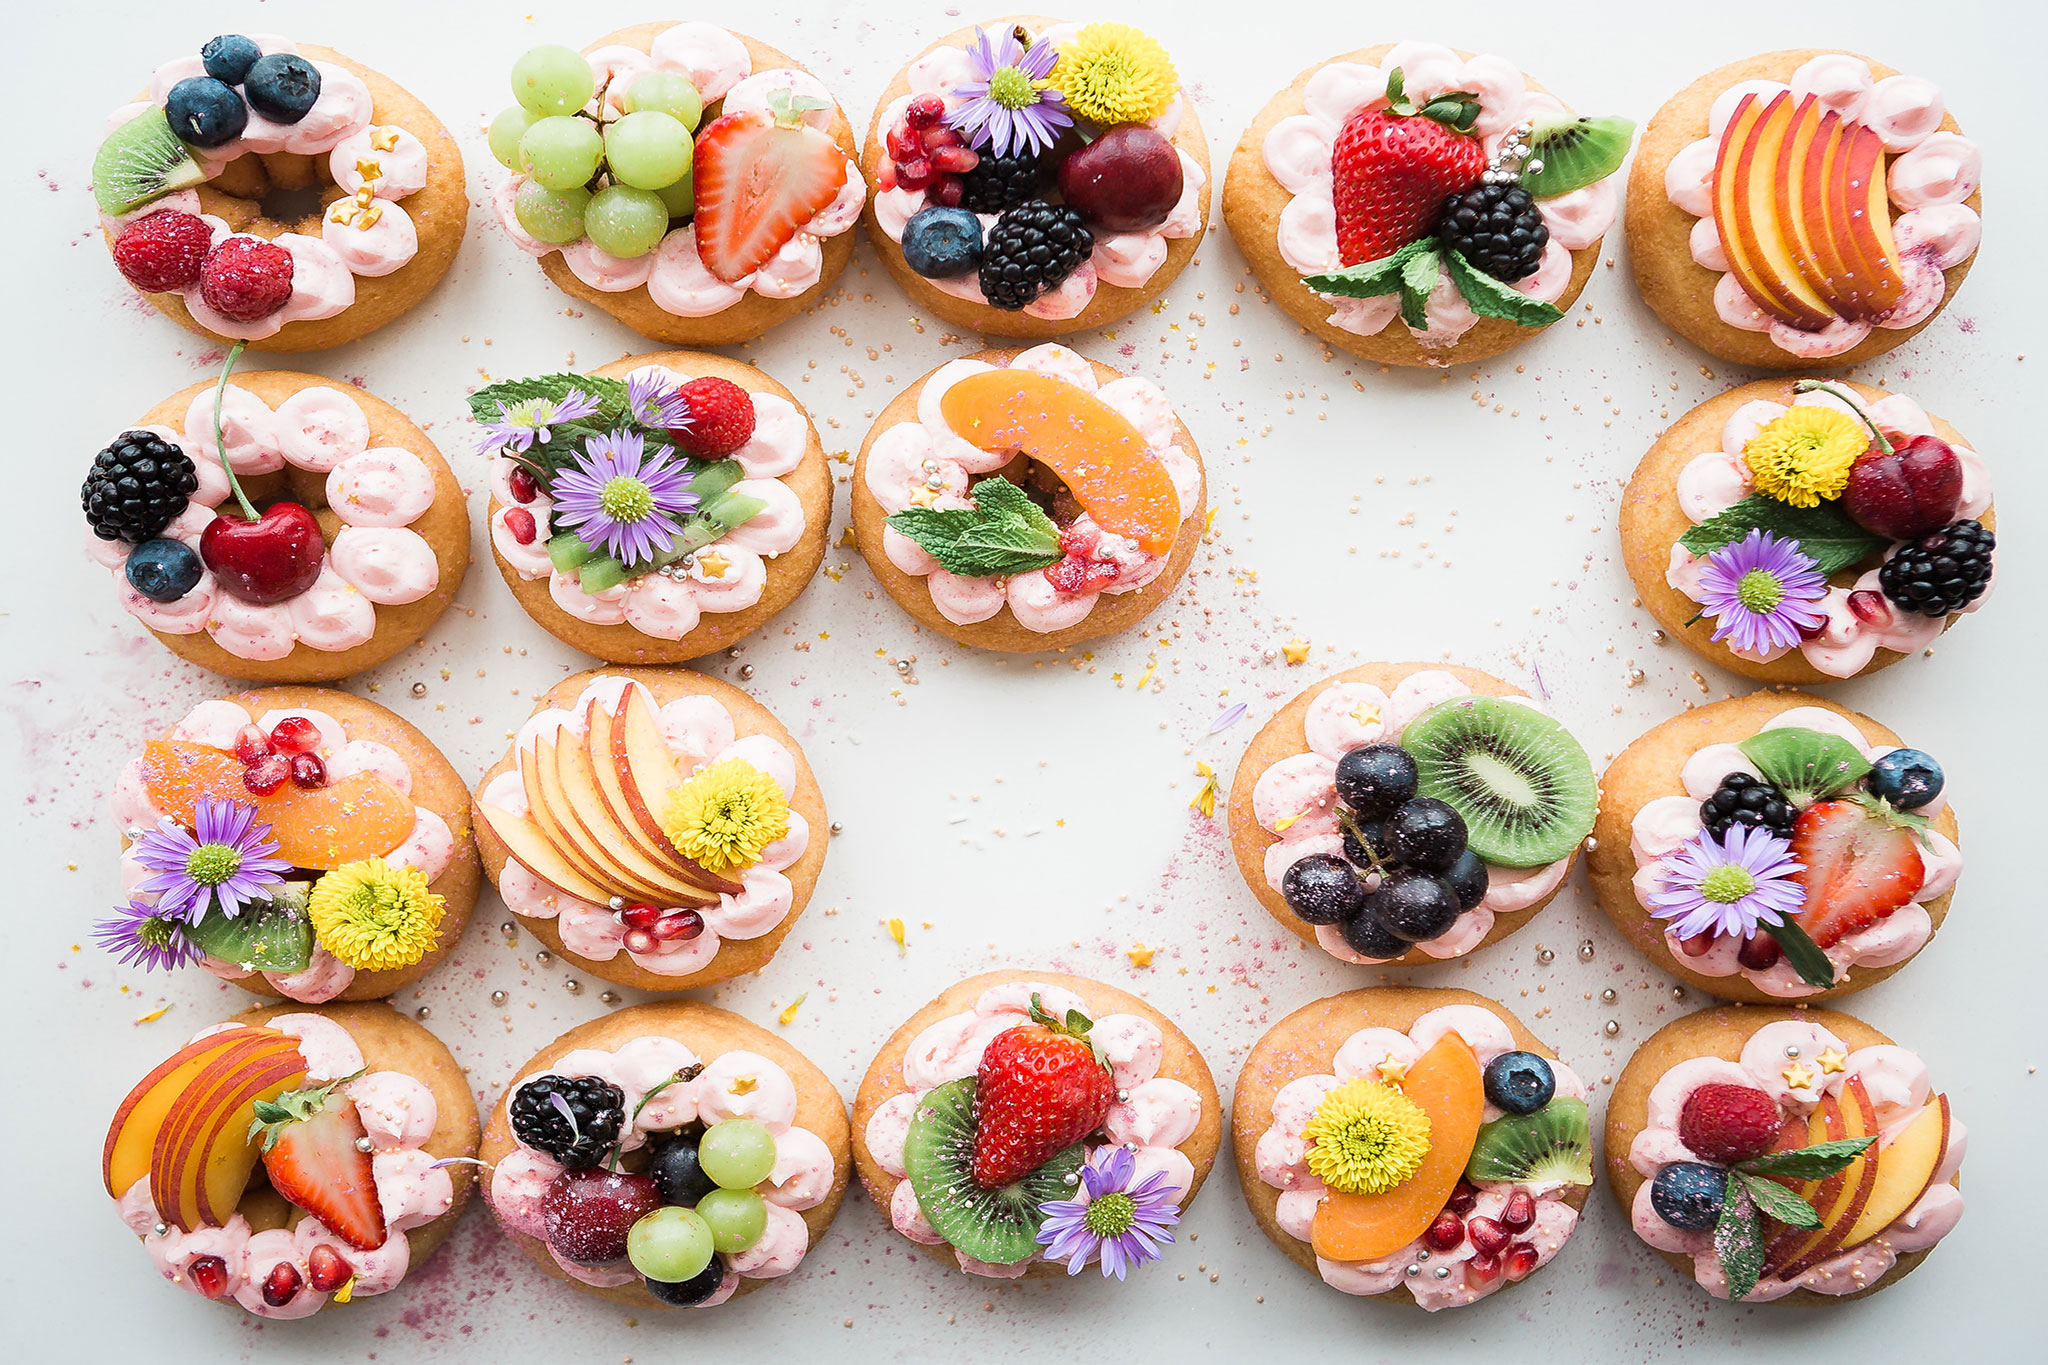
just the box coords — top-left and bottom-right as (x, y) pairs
(1311, 1034), (1484, 1262)
(137, 739), (416, 871)
(1837, 1094), (1948, 1251)
(148, 1032), (306, 1231)
(479, 801), (617, 906)
(1775, 1076), (1881, 1277)
(104, 1027), (271, 1197)
(938, 369), (1182, 555)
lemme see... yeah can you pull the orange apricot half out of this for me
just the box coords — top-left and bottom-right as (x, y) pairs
(138, 739), (416, 871)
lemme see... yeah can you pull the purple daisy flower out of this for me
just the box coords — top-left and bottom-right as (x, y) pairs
(626, 371), (691, 431)
(131, 797), (292, 921)
(947, 26), (1071, 156)
(548, 429), (700, 566)
(1694, 529), (1829, 656)
(93, 898), (201, 973)
(1648, 825), (1807, 941)
(478, 388), (603, 458)
(1035, 1145), (1182, 1278)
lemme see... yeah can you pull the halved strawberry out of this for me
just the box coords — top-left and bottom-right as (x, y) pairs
(1788, 800), (1925, 949)
(253, 1073), (387, 1251)
(692, 94), (847, 284)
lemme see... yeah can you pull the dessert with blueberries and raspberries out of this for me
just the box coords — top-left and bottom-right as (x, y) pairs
(864, 19), (1209, 334)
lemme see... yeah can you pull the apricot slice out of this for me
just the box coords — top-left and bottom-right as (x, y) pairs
(939, 369), (1182, 555)
(1311, 1034), (1485, 1262)
(138, 738), (416, 871)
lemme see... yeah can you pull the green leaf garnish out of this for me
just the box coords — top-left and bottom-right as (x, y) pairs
(1713, 1173), (1766, 1302)
(1761, 915), (1836, 990)
(1738, 1172), (1822, 1228)
(1679, 495), (1886, 574)
(182, 884), (314, 974)
(1301, 239), (1433, 300)
(1738, 727), (1873, 805)
(1441, 247), (1565, 328)
(1736, 1135), (1876, 1181)
(1398, 245), (1443, 330)
(885, 476), (1065, 578)
(468, 373), (633, 428)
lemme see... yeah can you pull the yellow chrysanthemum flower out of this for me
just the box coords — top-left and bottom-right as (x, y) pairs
(307, 858), (445, 972)
(1301, 1078), (1433, 1195)
(1050, 23), (1178, 127)
(1742, 407), (1866, 508)
(661, 759), (791, 874)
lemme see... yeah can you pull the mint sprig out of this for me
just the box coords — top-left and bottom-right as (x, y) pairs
(1301, 240), (1562, 332)
(1441, 247), (1566, 327)
(1713, 1175), (1767, 1301)
(1737, 1136), (1875, 1181)
(1679, 495), (1885, 574)
(1302, 239), (1432, 300)
(885, 476), (1064, 578)
(1711, 1133), (1876, 1298)
(1738, 727), (1872, 805)
(468, 373), (632, 428)
(1737, 1172), (1821, 1228)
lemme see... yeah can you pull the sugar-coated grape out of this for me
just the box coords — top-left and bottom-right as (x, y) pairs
(512, 45), (596, 117)
(623, 72), (704, 132)
(514, 181), (591, 245)
(584, 185), (670, 259)
(519, 116), (604, 190)
(694, 1188), (768, 1254)
(604, 111), (692, 190)
(698, 1119), (776, 1190)
(625, 1206), (714, 1284)
(655, 167), (695, 218)
(488, 106), (541, 171)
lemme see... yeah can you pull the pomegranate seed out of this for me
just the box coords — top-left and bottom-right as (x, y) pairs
(1424, 1212), (1464, 1252)
(926, 178), (965, 208)
(186, 1254), (230, 1299)
(1848, 589), (1893, 628)
(920, 124), (964, 150)
(508, 466), (539, 504)
(623, 928), (658, 955)
(886, 123), (923, 160)
(306, 1244), (352, 1293)
(267, 716), (320, 753)
(1737, 933), (1782, 971)
(905, 94), (946, 128)
(1446, 1181), (1478, 1215)
(652, 909), (704, 941)
(1503, 1242), (1541, 1283)
(289, 751), (327, 789)
(1467, 1215), (1510, 1257)
(233, 724), (272, 766)
(1501, 1191), (1536, 1232)
(1797, 614), (1829, 641)
(930, 145), (979, 174)
(504, 507), (538, 545)
(1677, 931), (1719, 958)
(877, 160), (898, 192)
(261, 1260), (303, 1307)
(895, 156), (934, 190)
(621, 903), (661, 930)
(243, 753), (291, 795)
(1466, 1251), (1502, 1285)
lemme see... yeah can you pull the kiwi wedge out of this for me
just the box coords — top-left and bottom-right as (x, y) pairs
(1519, 113), (1635, 199)
(93, 109), (207, 217)
(1465, 1096), (1593, 1186)
(901, 1077), (1084, 1264)
(1400, 695), (1597, 867)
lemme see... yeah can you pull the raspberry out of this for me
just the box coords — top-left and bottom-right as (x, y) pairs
(198, 236), (295, 322)
(667, 377), (756, 457)
(1677, 1083), (1782, 1164)
(112, 210), (214, 293)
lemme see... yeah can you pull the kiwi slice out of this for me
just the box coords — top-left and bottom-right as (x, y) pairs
(1401, 696), (1597, 867)
(93, 109), (207, 217)
(1518, 113), (1635, 199)
(902, 1077), (1085, 1264)
(1465, 1096), (1593, 1186)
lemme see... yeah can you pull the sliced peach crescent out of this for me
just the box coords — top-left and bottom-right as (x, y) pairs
(605, 688), (741, 895)
(552, 719), (717, 904)
(1311, 1033), (1484, 1263)
(523, 733), (672, 904)
(584, 697), (699, 882)
(104, 1026), (278, 1198)
(938, 369), (1182, 556)
(148, 1031), (307, 1232)
(1837, 1094), (1949, 1252)
(1826, 122), (1906, 320)
(1772, 1075), (1880, 1277)
(1715, 90), (1838, 331)
(479, 800), (618, 906)
(137, 739), (416, 871)
(1776, 95), (1833, 296)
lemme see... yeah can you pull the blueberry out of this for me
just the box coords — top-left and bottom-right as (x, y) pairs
(201, 34), (262, 84)
(643, 1259), (726, 1306)
(1333, 743), (1418, 819)
(164, 77), (248, 148)
(1386, 797), (1468, 872)
(901, 206), (983, 278)
(1341, 818), (1392, 870)
(1281, 853), (1365, 926)
(244, 53), (322, 123)
(1482, 1051), (1555, 1116)
(125, 538), (204, 603)
(1371, 868), (1461, 943)
(1650, 1161), (1727, 1232)
(1338, 906), (1409, 960)
(1442, 848), (1489, 911)
(1867, 748), (1943, 810)
(648, 1130), (718, 1207)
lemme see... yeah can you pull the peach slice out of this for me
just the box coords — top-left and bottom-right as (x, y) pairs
(478, 800), (617, 906)
(1715, 91), (1838, 331)
(137, 739), (415, 871)
(105, 1026), (270, 1198)
(586, 697), (698, 882)
(938, 369), (1182, 555)
(519, 733), (658, 900)
(1310, 1034), (1484, 1263)
(1822, 123), (1906, 321)
(1837, 1094), (1948, 1252)
(602, 689), (741, 896)
(147, 1030), (307, 1231)
(1768, 1076), (1879, 1277)
(553, 719), (718, 905)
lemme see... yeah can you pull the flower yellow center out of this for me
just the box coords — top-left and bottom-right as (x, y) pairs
(599, 475), (656, 524)
(1742, 407), (1865, 508)
(1736, 568), (1786, 613)
(1083, 1191), (1138, 1236)
(1301, 1079), (1433, 1195)
(185, 843), (242, 886)
(660, 759), (792, 874)
(307, 857), (446, 972)
(1699, 865), (1758, 903)
(987, 65), (1038, 110)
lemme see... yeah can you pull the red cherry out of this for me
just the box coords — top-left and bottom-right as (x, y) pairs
(1737, 933), (1783, 971)
(186, 1254), (230, 1299)
(306, 1244), (352, 1293)
(1467, 1215), (1510, 1257)
(1445, 1180), (1478, 1215)
(503, 507), (538, 545)
(1847, 589), (1894, 628)
(508, 466), (539, 504)
(261, 1260), (303, 1307)
(268, 716), (321, 753)
(1465, 1251), (1502, 1285)
(1503, 1242), (1541, 1283)
(620, 902), (661, 930)
(1424, 1211), (1465, 1252)
(1058, 124), (1185, 232)
(232, 723), (272, 766)
(1842, 434), (1964, 540)
(623, 927), (658, 954)
(289, 752), (327, 789)
(1501, 1190), (1536, 1233)
(540, 1169), (661, 1265)
(652, 908), (704, 941)
(243, 753), (291, 795)
(904, 94), (946, 129)
(199, 502), (326, 605)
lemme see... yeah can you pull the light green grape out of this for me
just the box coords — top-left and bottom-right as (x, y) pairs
(694, 1188), (768, 1254)
(584, 185), (670, 258)
(623, 72), (704, 132)
(488, 106), (541, 171)
(698, 1119), (776, 1190)
(511, 45), (596, 117)
(626, 1207), (714, 1283)
(603, 111), (692, 191)
(654, 166), (695, 219)
(519, 116), (604, 190)
(514, 181), (592, 245)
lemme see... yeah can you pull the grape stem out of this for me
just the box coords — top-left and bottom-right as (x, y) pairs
(210, 340), (261, 522)
(1793, 379), (1891, 456)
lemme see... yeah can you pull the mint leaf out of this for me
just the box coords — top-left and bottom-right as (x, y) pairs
(1302, 239), (1431, 300)
(1737, 1136), (1876, 1182)
(1678, 495), (1886, 574)
(469, 373), (632, 427)
(887, 476), (1065, 578)
(1398, 245), (1442, 330)
(1739, 1172), (1821, 1228)
(1739, 727), (1872, 804)
(1713, 1174), (1766, 1302)
(1441, 247), (1566, 328)
(1761, 915), (1837, 990)
(182, 884), (314, 974)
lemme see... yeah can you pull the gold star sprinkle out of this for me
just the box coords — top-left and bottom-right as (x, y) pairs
(369, 126), (400, 152)
(1126, 944), (1155, 968)
(355, 158), (384, 184)
(729, 1075), (759, 1096)
(1189, 761), (1217, 817)
(1782, 1061), (1816, 1090)
(1350, 702), (1381, 727)
(697, 549), (731, 577)
(906, 484), (940, 507)
(1282, 637), (1311, 665)
(1816, 1047), (1848, 1075)
(1375, 1056), (1411, 1085)
(354, 184), (376, 208)
(353, 204), (382, 230)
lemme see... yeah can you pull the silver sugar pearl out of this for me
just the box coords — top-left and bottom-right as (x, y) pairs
(601, 991), (620, 1005)
(608, 896), (627, 911)
(727, 647), (742, 658)
(153, 1222), (169, 1237)
(411, 682), (428, 696)
(1262, 650), (1276, 662)
(564, 979), (582, 995)
(490, 990), (507, 1006)
(1601, 989), (1618, 1003)
(1537, 948), (1555, 964)
(1405, 1263), (1422, 1278)
(1116, 1089), (1131, 1103)
(1526, 158), (1544, 175)
(1604, 1020), (1621, 1036)
(1578, 940), (1597, 961)
(1672, 986), (1686, 1000)
(1517, 120), (1533, 134)
(738, 664), (755, 680)
(414, 1006), (430, 1020)
(829, 822), (844, 835)
(1064, 1172), (1080, 1187)
(534, 949), (553, 966)
(1434, 1266), (1451, 1279)
(355, 1136), (374, 1152)
(1416, 1249), (1431, 1262)
(1584, 835), (1599, 852)
(500, 921), (518, 939)
(1785, 1045), (1801, 1058)
(1651, 629), (1669, 644)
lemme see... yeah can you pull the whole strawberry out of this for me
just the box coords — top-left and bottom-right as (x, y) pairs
(1331, 68), (1487, 267)
(971, 994), (1115, 1189)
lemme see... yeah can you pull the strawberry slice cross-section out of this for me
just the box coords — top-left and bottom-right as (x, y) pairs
(692, 92), (848, 284)
(1788, 799), (1926, 949)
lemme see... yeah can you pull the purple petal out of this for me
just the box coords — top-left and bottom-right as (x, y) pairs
(1210, 702), (1249, 734)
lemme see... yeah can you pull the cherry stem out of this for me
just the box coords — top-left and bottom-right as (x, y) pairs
(211, 340), (260, 522)
(1793, 379), (1891, 457)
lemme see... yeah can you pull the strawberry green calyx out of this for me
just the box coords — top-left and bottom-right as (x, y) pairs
(249, 1068), (366, 1151)
(1383, 67), (1481, 133)
(1026, 992), (1110, 1071)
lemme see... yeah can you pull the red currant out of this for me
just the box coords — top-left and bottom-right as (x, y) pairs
(504, 507), (538, 545)
(652, 909), (704, 941)
(289, 752), (326, 789)
(186, 1254), (230, 1299)
(268, 715), (321, 753)
(232, 723), (271, 766)
(243, 754), (291, 795)
(261, 1260), (303, 1307)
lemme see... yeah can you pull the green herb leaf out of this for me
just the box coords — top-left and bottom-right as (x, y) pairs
(1738, 727), (1873, 804)
(1737, 1135), (1876, 1182)
(1761, 915), (1837, 990)
(1739, 1172), (1822, 1228)
(1713, 1173), (1766, 1302)
(886, 476), (1065, 578)
(1678, 495), (1886, 574)
(1441, 248), (1566, 328)
(181, 884), (314, 974)
(1398, 246), (1443, 330)
(1301, 239), (1432, 300)
(468, 373), (632, 428)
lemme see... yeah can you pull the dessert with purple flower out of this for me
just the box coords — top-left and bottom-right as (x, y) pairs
(1588, 691), (1961, 1002)
(1621, 377), (1995, 683)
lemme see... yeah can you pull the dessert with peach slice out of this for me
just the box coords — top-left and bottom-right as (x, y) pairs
(1765, 1076), (1879, 1277)
(139, 737), (417, 872)
(146, 1029), (309, 1233)
(103, 1026), (293, 1200)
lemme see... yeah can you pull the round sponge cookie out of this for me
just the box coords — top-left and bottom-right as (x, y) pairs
(1587, 690), (1960, 1002)
(850, 970), (1222, 1280)
(478, 1000), (851, 1309)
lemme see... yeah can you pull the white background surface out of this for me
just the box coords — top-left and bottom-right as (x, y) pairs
(4, 1), (2041, 1359)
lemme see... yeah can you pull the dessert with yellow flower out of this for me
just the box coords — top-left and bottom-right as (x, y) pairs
(862, 17), (1209, 336)
(853, 971), (1219, 1280)
(1236, 987), (1593, 1308)
(1608, 1005), (1965, 1303)
(1622, 378), (1995, 683)
(472, 666), (827, 991)
(99, 687), (480, 1002)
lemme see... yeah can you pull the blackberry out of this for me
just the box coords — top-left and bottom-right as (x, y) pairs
(1699, 772), (1794, 839)
(82, 431), (199, 543)
(509, 1073), (626, 1168)
(1878, 519), (1995, 618)
(956, 146), (1050, 213)
(1437, 182), (1549, 282)
(978, 201), (1092, 310)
